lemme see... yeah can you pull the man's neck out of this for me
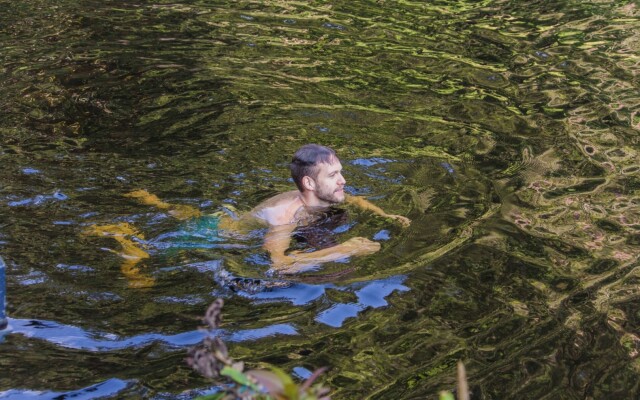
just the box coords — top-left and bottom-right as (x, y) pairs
(299, 190), (331, 208)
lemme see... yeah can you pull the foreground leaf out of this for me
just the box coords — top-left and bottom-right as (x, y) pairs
(439, 391), (455, 400)
(246, 369), (285, 395)
(220, 366), (261, 392)
(193, 393), (227, 400)
(270, 367), (298, 400)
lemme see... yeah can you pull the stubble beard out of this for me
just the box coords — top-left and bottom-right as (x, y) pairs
(317, 186), (345, 204)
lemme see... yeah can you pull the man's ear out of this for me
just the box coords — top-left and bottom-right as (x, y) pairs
(302, 176), (316, 191)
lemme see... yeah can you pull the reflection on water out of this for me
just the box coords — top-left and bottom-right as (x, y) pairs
(5, 316), (298, 351)
(5, 273), (406, 350)
(0, 378), (134, 400)
(1, 0), (640, 398)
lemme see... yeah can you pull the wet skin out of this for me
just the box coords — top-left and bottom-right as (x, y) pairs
(222, 158), (410, 273)
(86, 159), (410, 281)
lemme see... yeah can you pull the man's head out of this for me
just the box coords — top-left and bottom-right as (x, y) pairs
(290, 144), (346, 204)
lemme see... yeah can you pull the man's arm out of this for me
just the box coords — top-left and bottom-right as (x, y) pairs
(345, 195), (411, 227)
(263, 223), (380, 274)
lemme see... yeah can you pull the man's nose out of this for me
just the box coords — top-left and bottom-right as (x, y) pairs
(338, 173), (346, 185)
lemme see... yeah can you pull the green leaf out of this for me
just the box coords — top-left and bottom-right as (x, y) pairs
(269, 367), (298, 400)
(439, 391), (455, 400)
(269, 366), (295, 387)
(221, 366), (261, 392)
(193, 393), (227, 400)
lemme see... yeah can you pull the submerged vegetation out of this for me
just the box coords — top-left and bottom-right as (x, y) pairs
(187, 300), (470, 400)
(187, 299), (330, 400)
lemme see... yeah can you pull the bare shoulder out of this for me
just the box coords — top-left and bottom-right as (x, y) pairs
(251, 190), (303, 226)
(253, 190), (300, 209)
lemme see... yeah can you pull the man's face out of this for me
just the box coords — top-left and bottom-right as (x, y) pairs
(311, 159), (346, 204)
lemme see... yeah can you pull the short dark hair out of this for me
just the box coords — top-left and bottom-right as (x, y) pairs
(290, 144), (338, 191)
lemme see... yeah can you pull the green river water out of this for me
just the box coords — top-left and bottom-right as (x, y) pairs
(1, 0), (640, 398)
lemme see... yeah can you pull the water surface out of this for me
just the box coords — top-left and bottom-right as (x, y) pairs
(1, 0), (640, 398)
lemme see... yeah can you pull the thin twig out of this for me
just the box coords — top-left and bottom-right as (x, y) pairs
(457, 361), (469, 400)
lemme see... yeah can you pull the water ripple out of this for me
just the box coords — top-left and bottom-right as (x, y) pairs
(4, 318), (297, 351)
(0, 378), (133, 400)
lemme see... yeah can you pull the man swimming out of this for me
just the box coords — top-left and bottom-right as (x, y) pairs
(216, 144), (410, 273)
(91, 144), (410, 281)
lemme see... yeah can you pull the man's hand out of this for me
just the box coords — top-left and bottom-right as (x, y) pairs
(346, 195), (410, 227)
(385, 214), (411, 227)
(269, 236), (381, 274)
